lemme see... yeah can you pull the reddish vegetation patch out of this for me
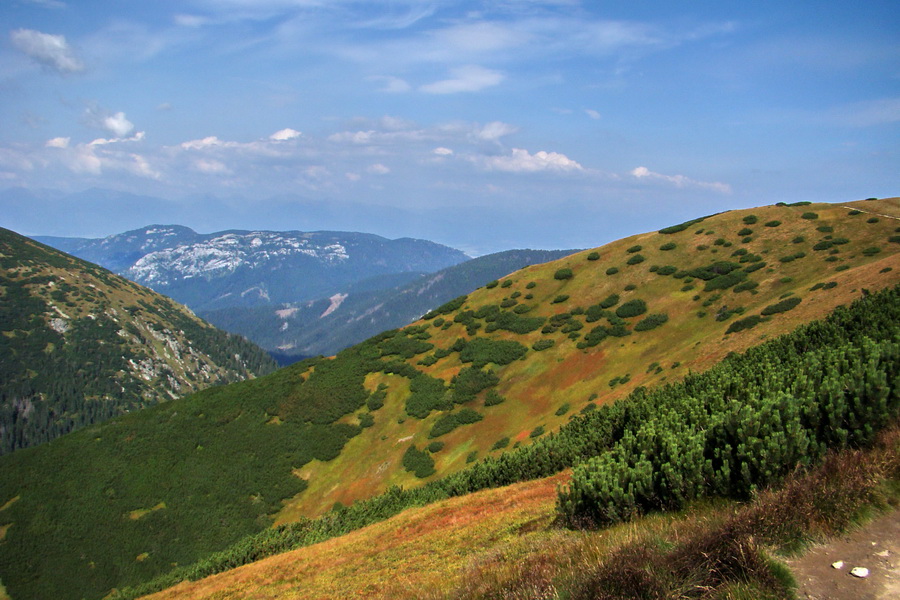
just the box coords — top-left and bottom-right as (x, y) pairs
(144, 473), (569, 600)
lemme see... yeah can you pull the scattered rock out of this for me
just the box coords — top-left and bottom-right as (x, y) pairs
(832, 560), (844, 569)
(850, 567), (870, 578)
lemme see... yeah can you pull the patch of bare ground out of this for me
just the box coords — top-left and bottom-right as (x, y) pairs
(788, 509), (900, 600)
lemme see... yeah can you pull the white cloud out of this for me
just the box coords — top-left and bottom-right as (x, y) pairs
(585, 109), (601, 120)
(367, 163), (390, 174)
(270, 128), (302, 141)
(103, 112), (134, 137)
(420, 65), (504, 94)
(483, 148), (583, 173)
(89, 131), (145, 146)
(475, 121), (518, 141)
(193, 158), (230, 174)
(433, 147), (453, 155)
(10, 28), (84, 74)
(181, 136), (229, 150)
(631, 166), (731, 194)
(46, 137), (70, 149)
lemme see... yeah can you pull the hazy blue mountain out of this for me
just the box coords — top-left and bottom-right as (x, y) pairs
(201, 248), (578, 358)
(35, 225), (470, 312)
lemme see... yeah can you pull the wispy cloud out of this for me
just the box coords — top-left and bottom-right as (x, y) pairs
(420, 65), (504, 94)
(631, 166), (731, 194)
(10, 28), (84, 74)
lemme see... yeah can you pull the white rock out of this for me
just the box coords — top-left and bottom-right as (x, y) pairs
(850, 567), (870, 578)
(832, 561), (844, 569)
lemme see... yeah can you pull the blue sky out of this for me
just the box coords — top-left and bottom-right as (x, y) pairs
(1, 0), (898, 255)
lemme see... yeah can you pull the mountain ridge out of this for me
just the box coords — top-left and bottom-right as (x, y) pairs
(0, 227), (278, 454)
(1, 197), (897, 600)
(35, 225), (471, 312)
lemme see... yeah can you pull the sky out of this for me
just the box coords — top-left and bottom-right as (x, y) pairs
(1, 0), (898, 255)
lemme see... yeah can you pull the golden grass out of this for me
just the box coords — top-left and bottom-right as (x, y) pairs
(144, 473), (570, 600)
(271, 199), (900, 523)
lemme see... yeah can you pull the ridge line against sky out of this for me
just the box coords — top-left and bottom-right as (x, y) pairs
(1, 0), (898, 255)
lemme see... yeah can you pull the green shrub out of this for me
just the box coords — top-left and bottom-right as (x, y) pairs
(627, 245), (642, 253)
(801, 212), (818, 220)
(738, 228), (753, 236)
(606, 267), (619, 276)
(532, 339), (555, 352)
(466, 451), (478, 463)
(733, 281), (759, 293)
(624, 284), (637, 291)
(486, 280), (499, 289)
(555, 403), (571, 416)
(659, 216), (708, 234)
(529, 425), (545, 438)
(424, 295), (467, 319)
(452, 367), (499, 404)
(867, 217), (880, 224)
(402, 445), (436, 478)
(599, 294), (620, 309)
(660, 242), (676, 251)
(742, 215), (758, 224)
(526, 281), (537, 289)
(634, 313), (669, 332)
(616, 299), (647, 318)
(626, 254), (645, 265)
(501, 279), (513, 288)
(587, 252), (600, 261)
(862, 247), (881, 256)
(552, 295), (570, 304)
(459, 338), (527, 368)
(554, 268), (574, 280)
(483, 390), (505, 407)
(765, 220), (781, 227)
(655, 266), (677, 276)
(429, 408), (484, 438)
(848, 209), (862, 215)
(817, 225), (834, 233)
(426, 441), (445, 453)
(704, 271), (748, 292)
(761, 296), (802, 316)
(405, 374), (450, 419)
(491, 437), (510, 451)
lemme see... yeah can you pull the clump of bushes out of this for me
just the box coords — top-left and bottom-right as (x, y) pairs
(532, 339), (555, 352)
(761, 296), (802, 316)
(587, 252), (600, 261)
(554, 268), (574, 280)
(660, 242), (676, 251)
(402, 445), (436, 478)
(606, 267), (619, 276)
(634, 313), (669, 332)
(429, 408), (484, 438)
(616, 299), (647, 318)
(626, 254), (645, 265)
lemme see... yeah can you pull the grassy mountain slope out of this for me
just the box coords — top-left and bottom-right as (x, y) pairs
(0, 199), (897, 600)
(143, 427), (900, 600)
(0, 227), (277, 454)
(200, 249), (577, 359)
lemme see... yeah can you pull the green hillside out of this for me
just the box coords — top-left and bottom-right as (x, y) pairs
(0, 227), (277, 453)
(0, 198), (897, 600)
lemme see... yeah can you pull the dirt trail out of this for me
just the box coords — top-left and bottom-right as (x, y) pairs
(788, 509), (900, 600)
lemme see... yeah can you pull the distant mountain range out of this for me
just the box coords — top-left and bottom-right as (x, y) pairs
(201, 249), (578, 359)
(36, 226), (470, 312)
(2, 198), (898, 600)
(0, 227), (277, 454)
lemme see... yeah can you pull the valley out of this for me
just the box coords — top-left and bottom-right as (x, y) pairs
(0, 198), (898, 600)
